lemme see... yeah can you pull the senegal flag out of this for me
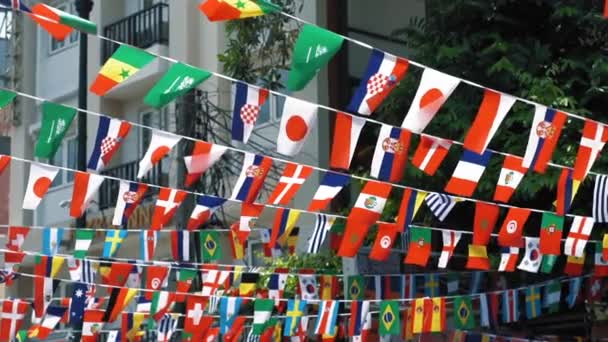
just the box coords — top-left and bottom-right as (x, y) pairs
(199, 0), (280, 21)
(31, 3), (97, 41)
(90, 45), (155, 96)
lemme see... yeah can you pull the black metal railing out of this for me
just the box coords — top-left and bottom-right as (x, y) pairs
(102, 3), (169, 60)
(98, 160), (163, 210)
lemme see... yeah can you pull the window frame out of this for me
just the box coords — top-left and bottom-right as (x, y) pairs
(48, 135), (78, 190)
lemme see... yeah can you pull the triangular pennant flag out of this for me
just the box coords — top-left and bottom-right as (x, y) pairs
(565, 216), (594, 257)
(522, 106), (567, 173)
(30, 3), (97, 40)
(42, 227), (64, 256)
(277, 97), (318, 156)
(187, 195), (227, 230)
(199, 0), (281, 21)
(371, 125), (411, 182)
(267, 162), (313, 205)
(35, 102), (76, 159)
(369, 223), (399, 261)
(463, 90), (516, 154)
(493, 155), (527, 203)
(539, 212), (564, 255)
(404, 226), (431, 266)
(137, 130), (181, 179)
(102, 229), (128, 258)
(517, 237), (543, 273)
(200, 231), (222, 261)
(184, 140), (227, 187)
(88, 117), (131, 172)
(112, 181), (148, 227)
(425, 192), (457, 221)
(438, 230), (461, 268)
(90, 45), (155, 96)
(0, 89), (16, 109)
(329, 112), (365, 170)
(70, 172), (104, 218)
(472, 202), (499, 245)
(151, 188), (188, 230)
(144, 62), (212, 108)
(497, 207), (530, 247)
(466, 244), (490, 270)
(556, 168), (581, 216)
(411, 135), (452, 176)
(572, 119), (608, 181)
(396, 188), (425, 231)
(231, 82), (269, 144)
(230, 153), (272, 203)
(444, 148), (492, 196)
(22, 163), (59, 210)
(73, 230), (95, 259)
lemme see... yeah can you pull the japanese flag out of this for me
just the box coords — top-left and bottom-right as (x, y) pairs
(277, 97), (318, 156)
(137, 130), (181, 179)
(22, 163), (59, 210)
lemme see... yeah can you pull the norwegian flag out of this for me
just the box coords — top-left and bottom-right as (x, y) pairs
(347, 49), (409, 115)
(230, 153), (272, 203)
(493, 155), (528, 203)
(70, 172), (104, 218)
(572, 120), (608, 181)
(564, 216), (594, 257)
(438, 230), (461, 268)
(151, 188), (187, 230)
(231, 82), (269, 143)
(88, 117), (131, 172)
(184, 140), (227, 187)
(112, 181), (148, 226)
(411, 135), (452, 176)
(187, 195), (227, 230)
(267, 162), (313, 205)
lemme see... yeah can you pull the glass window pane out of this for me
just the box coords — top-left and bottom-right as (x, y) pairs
(51, 144), (64, 187)
(66, 139), (77, 182)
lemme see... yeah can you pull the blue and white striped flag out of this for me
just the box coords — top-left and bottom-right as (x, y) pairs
(593, 175), (608, 222)
(157, 313), (178, 342)
(567, 277), (582, 308)
(307, 214), (336, 253)
(425, 192), (457, 221)
(81, 259), (97, 284)
(42, 227), (64, 256)
(208, 289), (223, 314)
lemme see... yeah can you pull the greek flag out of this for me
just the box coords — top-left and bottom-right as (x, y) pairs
(307, 214), (336, 253)
(81, 260), (97, 284)
(593, 175), (608, 222)
(425, 192), (457, 221)
(157, 313), (178, 342)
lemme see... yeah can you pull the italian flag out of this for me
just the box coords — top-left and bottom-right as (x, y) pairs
(90, 45), (155, 96)
(31, 3), (97, 41)
(199, 0), (280, 21)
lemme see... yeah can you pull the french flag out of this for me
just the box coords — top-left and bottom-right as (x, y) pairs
(112, 181), (148, 226)
(184, 141), (227, 187)
(230, 153), (272, 203)
(522, 105), (567, 173)
(171, 231), (190, 262)
(88, 117), (131, 172)
(187, 195), (227, 230)
(444, 149), (493, 196)
(411, 135), (452, 176)
(370, 124), (411, 182)
(231, 82), (269, 144)
(329, 112), (365, 170)
(347, 49), (409, 115)
(307, 171), (351, 212)
(70, 172), (104, 218)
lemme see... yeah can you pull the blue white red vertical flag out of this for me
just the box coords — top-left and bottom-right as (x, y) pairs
(348, 300), (370, 337)
(444, 149), (492, 196)
(463, 90), (516, 154)
(307, 171), (350, 212)
(411, 135), (452, 176)
(231, 82), (269, 143)
(573, 120), (608, 181)
(401, 68), (460, 133)
(522, 105), (567, 173)
(0, 0), (31, 12)
(171, 230), (190, 262)
(187, 195), (227, 230)
(42, 227), (64, 256)
(231, 153), (272, 203)
(329, 112), (365, 170)
(307, 214), (336, 254)
(593, 175), (608, 223)
(112, 181), (148, 226)
(277, 97), (319, 156)
(370, 125), (411, 182)
(157, 313), (178, 342)
(267, 162), (313, 205)
(402, 274), (416, 299)
(88, 117), (131, 172)
(348, 49), (409, 115)
(70, 172), (105, 218)
(139, 230), (157, 262)
(425, 192), (457, 221)
(314, 301), (339, 336)
(184, 140), (227, 187)
(501, 289), (518, 323)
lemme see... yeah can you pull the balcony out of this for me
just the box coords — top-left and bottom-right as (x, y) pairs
(98, 160), (163, 210)
(102, 3), (169, 61)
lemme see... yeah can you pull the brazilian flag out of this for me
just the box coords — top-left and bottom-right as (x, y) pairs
(379, 300), (400, 335)
(200, 230), (222, 261)
(454, 295), (475, 329)
(346, 275), (365, 300)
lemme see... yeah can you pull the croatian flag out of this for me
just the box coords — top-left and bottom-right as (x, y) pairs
(307, 171), (351, 212)
(370, 124), (411, 182)
(187, 195), (227, 230)
(112, 181), (148, 226)
(347, 49), (409, 115)
(230, 153), (272, 203)
(231, 82), (269, 143)
(444, 148), (493, 196)
(87, 117), (131, 172)
(0, 0), (31, 12)
(522, 105), (567, 173)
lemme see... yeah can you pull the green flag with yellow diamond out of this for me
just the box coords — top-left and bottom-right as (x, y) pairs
(345, 275), (365, 300)
(454, 295), (475, 329)
(144, 62), (212, 108)
(200, 230), (222, 261)
(379, 300), (400, 335)
(35, 102), (77, 159)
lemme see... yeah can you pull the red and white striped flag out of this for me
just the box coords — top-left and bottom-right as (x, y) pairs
(329, 112), (365, 170)
(183, 141), (226, 187)
(70, 172), (104, 218)
(463, 90), (516, 154)
(411, 135), (452, 176)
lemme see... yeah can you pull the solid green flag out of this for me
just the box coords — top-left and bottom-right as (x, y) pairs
(287, 24), (344, 91)
(73, 229), (95, 259)
(200, 230), (222, 261)
(143, 62), (212, 108)
(541, 254), (558, 274)
(35, 102), (77, 159)
(345, 275), (365, 300)
(252, 298), (274, 335)
(454, 295), (475, 329)
(379, 300), (400, 335)
(0, 89), (16, 109)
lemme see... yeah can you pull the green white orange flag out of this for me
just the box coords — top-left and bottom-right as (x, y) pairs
(90, 45), (155, 96)
(30, 3), (97, 41)
(144, 63), (212, 108)
(287, 24), (344, 91)
(35, 102), (77, 159)
(199, 0), (281, 21)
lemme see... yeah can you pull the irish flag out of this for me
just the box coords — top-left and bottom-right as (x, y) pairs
(199, 0), (281, 21)
(31, 3), (97, 41)
(90, 46), (155, 96)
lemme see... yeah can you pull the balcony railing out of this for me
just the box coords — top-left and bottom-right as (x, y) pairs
(102, 3), (169, 60)
(99, 160), (163, 210)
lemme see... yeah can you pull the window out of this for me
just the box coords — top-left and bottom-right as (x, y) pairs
(48, 2), (79, 54)
(49, 136), (77, 188)
(254, 70), (290, 126)
(139, 110), (168, 157)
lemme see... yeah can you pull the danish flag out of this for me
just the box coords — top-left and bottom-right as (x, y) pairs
(267, 162), (312, 205)
(151, 188), (188, 230)
(572, 120), (608, 181)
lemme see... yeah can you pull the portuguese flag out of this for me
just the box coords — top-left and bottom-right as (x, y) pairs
(90, 45), (155, 96)
(199, 0), (281, 21)
(30, 3), (97, 41)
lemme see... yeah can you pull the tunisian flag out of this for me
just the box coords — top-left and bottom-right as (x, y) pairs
(337, 181), (392, 257)
(497, 207), (531, 247)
